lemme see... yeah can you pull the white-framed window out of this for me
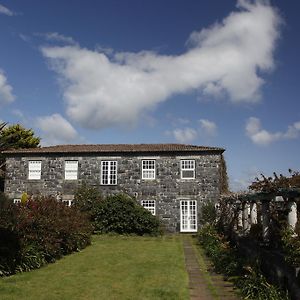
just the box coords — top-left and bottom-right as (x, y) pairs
(62, 199), (73, 207)
(28, 160), (42, 180)
(101, 161), (117, 185)
(142, 160), (156, 179)
(141, 200), (156, 215)
(65, 160), (78, 180)
(181, 160), (195, 179)
(13, 199), (21, 204)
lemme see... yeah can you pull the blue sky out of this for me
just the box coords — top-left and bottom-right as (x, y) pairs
(0, 0), (300, 191)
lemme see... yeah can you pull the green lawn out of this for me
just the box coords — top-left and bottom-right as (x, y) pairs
(0, 235), (189, 300)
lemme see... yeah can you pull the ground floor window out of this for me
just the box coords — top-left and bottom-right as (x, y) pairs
(62, 199), (73, 207)
(13, 199), (21, 204)
(141, 200), (156, 215)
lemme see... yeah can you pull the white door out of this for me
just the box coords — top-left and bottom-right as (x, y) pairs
(180, 200), (197, 232)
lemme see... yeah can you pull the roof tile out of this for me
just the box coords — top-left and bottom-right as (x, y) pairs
(2, 143), (225, 154)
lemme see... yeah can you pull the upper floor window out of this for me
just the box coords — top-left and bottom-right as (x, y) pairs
(28, 160), (42, 180)
(181, 160), (195, 179)
(65, 160), (78, 180)
(142, 160), (156, 179)
(101, 161), (117, 185)
(141, 200), (156, 215)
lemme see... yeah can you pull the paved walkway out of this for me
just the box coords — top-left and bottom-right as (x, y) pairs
(183, 236), (240, 300)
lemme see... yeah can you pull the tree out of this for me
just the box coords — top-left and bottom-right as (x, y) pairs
(0, 124), (40, 149)
(0, 122), (10, 170)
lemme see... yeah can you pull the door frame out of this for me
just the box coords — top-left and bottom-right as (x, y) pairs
(180, 199), (197, 232)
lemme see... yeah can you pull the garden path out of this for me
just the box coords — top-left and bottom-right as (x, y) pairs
(183, 236), (240, 300)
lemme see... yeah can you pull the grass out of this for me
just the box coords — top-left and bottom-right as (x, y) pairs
(190, 236), (240, 300)
(190, 237), (219, 298)
(0, 235), (189, 300)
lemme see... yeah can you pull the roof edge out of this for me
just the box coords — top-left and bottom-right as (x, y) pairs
(2, 143), (225, 155)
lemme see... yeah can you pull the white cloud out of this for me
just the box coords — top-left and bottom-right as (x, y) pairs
(230, 166), (260, 191)
(246, 117), (300, 146)
(166, 114), (191, 127)
(172, 128), (198, 144)
(39, 32), (77, 45)
(169, 118), (217, 143)
(19, 33), (31, 43)
(36, 114), (78, 145)
(177, 118), (190, 125)
(41, 0), (281, 129)
(0, 4), (15, 16)
(284, 122), (300, 139)
(0, 70), (15, 105)
(246, 117), (281, 145)
(199, 119), (217, 136)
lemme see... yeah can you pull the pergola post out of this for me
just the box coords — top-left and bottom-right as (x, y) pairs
(237, 202), (243, 229)
(242, 202), (250, 232)
(261, 200), (270, 242)
(250, 202), (258, 225)
(287, 199), (297, 231)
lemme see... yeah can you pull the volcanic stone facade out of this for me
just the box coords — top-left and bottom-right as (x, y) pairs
(3, 144), (225, 232)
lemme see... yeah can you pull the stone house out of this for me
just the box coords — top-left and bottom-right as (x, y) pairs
(3, 144), (225, 232)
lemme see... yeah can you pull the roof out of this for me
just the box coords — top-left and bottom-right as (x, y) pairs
(2, 144), (225, 155)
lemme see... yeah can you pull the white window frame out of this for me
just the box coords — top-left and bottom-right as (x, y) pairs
(28, 160), (42, 180)
(181, 160), (195, 179)
(13, 199), (21, 204)
(62, 199), (73, 207)
(101, 161), (118, 185)
(142, 160), (156, 180)
(64, 160), (78, 180)
(141, 200), (156, 215)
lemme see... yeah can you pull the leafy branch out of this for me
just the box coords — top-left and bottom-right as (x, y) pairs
(249, 169), (300, 193)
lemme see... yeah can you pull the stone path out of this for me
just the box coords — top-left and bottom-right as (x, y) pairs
(183, 236), (240, 300)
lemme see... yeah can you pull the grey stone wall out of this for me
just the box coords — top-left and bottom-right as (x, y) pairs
(4, 152), (223, 232)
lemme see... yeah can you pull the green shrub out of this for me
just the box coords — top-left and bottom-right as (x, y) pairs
(198, 224), (289, 299)
(198, 224), (241, 276)
(280, 226), (300, 267)
(199, 201), (217, 225)
(93, 194), (161, 235)
(0, 191), (10, 209)
(73, 184), (102, 219)
(236, 266), (289, 300)
(0, 197), (93, 276)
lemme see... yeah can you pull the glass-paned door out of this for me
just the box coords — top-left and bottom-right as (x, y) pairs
(180, 200), (197, 232)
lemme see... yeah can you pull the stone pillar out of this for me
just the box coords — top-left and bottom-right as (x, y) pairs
(242, 202), (250, 232)
(261, 200), (270, 241)
(238, 203), (243, 229)
(250, 202), (258, 225)
(232, 203), (238, 231)
(287, 200), (297, 230)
